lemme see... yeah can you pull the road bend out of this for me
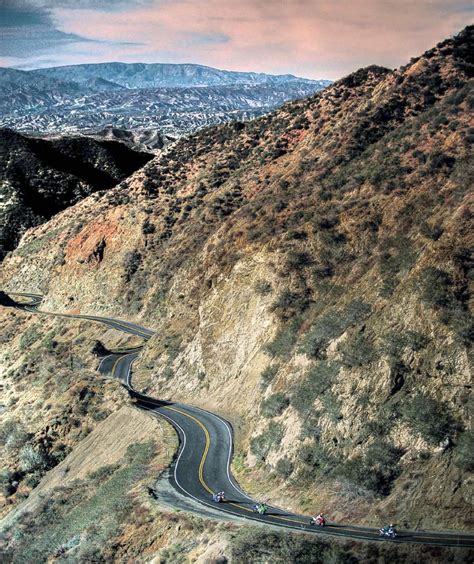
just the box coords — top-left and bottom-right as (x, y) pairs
(3, 291), (474, 549)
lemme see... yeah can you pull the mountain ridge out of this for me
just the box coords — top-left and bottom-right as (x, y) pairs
(0, 62), (331, 137)
(29, 61), (323, 88)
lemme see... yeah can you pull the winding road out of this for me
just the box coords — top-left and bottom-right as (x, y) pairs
(3, 291), (474, 549)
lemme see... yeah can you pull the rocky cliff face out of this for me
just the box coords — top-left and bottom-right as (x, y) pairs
(0, 129), (153, 259)
(1, 26), (473, 534)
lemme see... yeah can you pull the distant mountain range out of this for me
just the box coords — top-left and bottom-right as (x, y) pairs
(0, 63), (331, 137)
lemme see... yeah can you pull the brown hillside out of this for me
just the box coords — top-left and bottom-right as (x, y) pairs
(1, 26), (473, 532)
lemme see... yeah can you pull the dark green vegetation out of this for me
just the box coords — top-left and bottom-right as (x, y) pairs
(0, 128), (152, 259)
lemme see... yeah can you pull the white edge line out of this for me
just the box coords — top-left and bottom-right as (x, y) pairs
(188, 404), (253, 501)
(98, 354), (113, 372)
(141, 406), (308, 530)
(12, 294), (474, 547)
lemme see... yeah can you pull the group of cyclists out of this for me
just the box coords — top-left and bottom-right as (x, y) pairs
(211, 491), (397, 538)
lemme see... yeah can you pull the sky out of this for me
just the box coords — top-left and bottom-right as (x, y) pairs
(0, 0), (472, 79)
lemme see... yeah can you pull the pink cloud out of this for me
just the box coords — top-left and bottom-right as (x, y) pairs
(49, 0), (471, 78)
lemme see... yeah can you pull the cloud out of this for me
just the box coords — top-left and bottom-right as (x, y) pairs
(0, 0), (154, 10)
(1, 0), (472, 77)
(0, 1), (146, 64)
(50, 0), (472, 78)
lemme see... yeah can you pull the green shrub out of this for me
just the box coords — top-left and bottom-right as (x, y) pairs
(88, 464), (119, 482)
(1, 419), (30, 451)
(455, 431), (474, 471)
(261, 393), (289, 418)
(383, 330), (429, 360)
(321, 392), (343, 421)
(337, 440), (402, 496)
(19, 325), (41, 351)
(297, 441), (335, 478)
(300, 301), (370, 359)
(260, 365), (279, 389)
(161, 366), (174, 380)
(19, 445), (49, 473)
(402, 393), (457, 444)
(264, 319), (301, 357)
(142, 220), (156, 235)
(0, 469), (15, 496)
(163, 334), (181, 361)
(285, 251), (312, 271)
(419, 221), (443, 241)
(254, 280), (273, 296)
(250, 422), (284, 461)
(339, 332), (377, 368)
(300, 310), (342, 358)
(123, 250), (142, 282)
(275, 457), (294, 478)
(271, 289), (310, 320)
(292, 361), (340, 414)
(42, 331), (58, 353)
(300, 413), (322, 440)
(417, 267), (454, 308)
(427, 151), (455, 172)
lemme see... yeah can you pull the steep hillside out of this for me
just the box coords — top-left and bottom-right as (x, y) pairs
(1, 25), (473, 539)
(0, 129), (153, 259)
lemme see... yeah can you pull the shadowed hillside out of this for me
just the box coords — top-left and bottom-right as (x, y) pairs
(0, 129), (153, 259)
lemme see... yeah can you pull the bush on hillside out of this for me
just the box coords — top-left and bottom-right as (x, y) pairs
(254, 280), (272, 296)
(250, 422), (284, 461)
(301, 300), (371, 359)
(264, 319), (301, 358)
(275, 457), (294, 479)
(19, 325), (41, 351)
(402, 393), (457, 444)
(260, 364), (279, 389)
(297, 441), (335, 478)
(292, 361), (340, 414)
(271, 289), (310, 321)
(417, 267), (454, 308)
(337, 440), (402, 496)
(261, 393), (289, 418)
(455, 431), (474, 472)
(123, 250), (142, 282)
(339, 332), (377, 368)
(19, 445), (49, 473)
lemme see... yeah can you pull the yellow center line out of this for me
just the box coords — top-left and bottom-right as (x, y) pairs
(163, 406), (214, 494)
(111, 352), (136, 377)
(8, 293), (474, 545)
(160, 406), (320, 527)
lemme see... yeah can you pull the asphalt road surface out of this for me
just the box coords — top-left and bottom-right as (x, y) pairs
(4, 291), (474, 548)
